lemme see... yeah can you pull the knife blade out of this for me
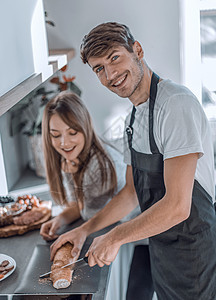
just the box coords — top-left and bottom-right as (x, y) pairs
(39, 256), (88, 278)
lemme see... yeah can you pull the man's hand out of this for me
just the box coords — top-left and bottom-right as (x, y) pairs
(86, 231), (121, 267)
(50, 226), (88, 261)
(40, 216), (63, 241)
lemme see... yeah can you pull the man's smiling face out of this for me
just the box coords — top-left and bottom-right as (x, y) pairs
(88, 43), (144, 100)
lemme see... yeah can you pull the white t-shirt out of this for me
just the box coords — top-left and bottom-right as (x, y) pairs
(123, 79), (215, 200)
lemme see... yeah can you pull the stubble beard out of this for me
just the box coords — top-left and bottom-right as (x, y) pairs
(127, 58), (144, 99)
(111, 57), (144, 99)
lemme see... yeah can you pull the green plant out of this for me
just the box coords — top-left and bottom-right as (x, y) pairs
(9, 66), (81, 137)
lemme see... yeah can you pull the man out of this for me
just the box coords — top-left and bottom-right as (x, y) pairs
(50, 22), (216, 299)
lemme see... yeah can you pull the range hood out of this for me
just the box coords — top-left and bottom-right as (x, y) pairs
(0, 0), (75, 116)
(0, 48), (75, 116)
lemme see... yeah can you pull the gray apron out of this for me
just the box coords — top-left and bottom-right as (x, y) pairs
(126, 72), (216, 300)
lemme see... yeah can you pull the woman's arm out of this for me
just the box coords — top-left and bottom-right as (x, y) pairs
(81, 165), (138, 235)
(40, 202), (81, 241)
(59, 201), (81, 224)
(50, 165), (138, 259)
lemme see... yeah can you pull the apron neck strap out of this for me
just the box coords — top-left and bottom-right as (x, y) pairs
(149, 72), (160, 154)
(126, 106), (136, 149)
(126, 72), (160, 153)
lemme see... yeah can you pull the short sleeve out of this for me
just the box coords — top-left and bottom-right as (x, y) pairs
(158, 94), (204, 160)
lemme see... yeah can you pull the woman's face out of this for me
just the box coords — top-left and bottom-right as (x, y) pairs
(49, 114), (85, 162)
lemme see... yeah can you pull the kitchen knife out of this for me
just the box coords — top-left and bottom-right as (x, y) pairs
(39, 256), (89, 278)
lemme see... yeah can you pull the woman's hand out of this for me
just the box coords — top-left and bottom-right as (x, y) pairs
(61, 158), (79, 173)
(40, 216), (63, 241)
(86, 232), (121, 267)
(50, 226), (88, 261)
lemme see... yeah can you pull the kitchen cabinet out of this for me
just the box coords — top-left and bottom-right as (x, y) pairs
(0, 46), (75, 196)
(0, 0), (77, 195)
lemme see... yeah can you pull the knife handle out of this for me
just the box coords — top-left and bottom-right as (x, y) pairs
(84, 256), (88, 263)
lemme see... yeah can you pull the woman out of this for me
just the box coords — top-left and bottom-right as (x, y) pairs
(40, 90), (127, 240)
(40, 90), (141, 299)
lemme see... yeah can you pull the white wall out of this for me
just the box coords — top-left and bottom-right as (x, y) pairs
(43, 0), (201, 137)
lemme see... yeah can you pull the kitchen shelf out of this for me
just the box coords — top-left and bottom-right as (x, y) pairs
(9, 167), (51, 201)
(0, 73), (42, 116)
(0, 48), (76, 117)
(48, 48), (76, 73)
(200, 9), (216, 16)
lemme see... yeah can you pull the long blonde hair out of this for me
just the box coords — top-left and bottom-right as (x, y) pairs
(42, 91), (117, 206)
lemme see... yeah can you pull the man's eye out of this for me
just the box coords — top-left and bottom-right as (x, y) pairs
(96, 66), (103, 73)
(112, 55), (119, 61)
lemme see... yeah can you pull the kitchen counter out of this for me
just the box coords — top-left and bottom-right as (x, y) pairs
(0, 217), (113, 300)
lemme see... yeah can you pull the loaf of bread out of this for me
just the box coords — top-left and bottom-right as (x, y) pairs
(13, 208), (44, 225)
(50, 242), (75, 289)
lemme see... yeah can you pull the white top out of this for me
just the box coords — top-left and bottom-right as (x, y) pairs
(123, 79), (215, 200)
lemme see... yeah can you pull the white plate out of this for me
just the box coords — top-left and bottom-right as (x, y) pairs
(0, 253), (16, 281)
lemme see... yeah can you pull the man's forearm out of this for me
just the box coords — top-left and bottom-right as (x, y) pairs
(81, 185), (138, 236)
(108, 154), (197, 246)
(109, 193), (190, 247)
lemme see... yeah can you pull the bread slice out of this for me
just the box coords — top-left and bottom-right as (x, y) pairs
(50, 242), (75, 289)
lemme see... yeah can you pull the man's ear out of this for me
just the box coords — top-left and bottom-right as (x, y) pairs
(133, 41), (144, 59)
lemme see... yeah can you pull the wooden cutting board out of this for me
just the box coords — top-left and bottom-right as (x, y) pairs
(0, 201), (52, 238)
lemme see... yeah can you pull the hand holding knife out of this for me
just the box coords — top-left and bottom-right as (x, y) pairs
(39, 256), (89, 278)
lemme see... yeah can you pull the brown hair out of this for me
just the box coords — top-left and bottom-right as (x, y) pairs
(42, 91), (117, 206)
(80, 22), (135, 64)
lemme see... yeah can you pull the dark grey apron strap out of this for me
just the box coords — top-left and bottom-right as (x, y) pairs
(126, 106), (136, 149)
(149, 73), (160, 154)
(126, 73), (160, 154)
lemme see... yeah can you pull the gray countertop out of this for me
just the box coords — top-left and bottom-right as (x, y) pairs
(0, 217), (113, 300)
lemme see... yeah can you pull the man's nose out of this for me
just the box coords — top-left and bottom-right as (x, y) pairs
(105, 65), (117, 81)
